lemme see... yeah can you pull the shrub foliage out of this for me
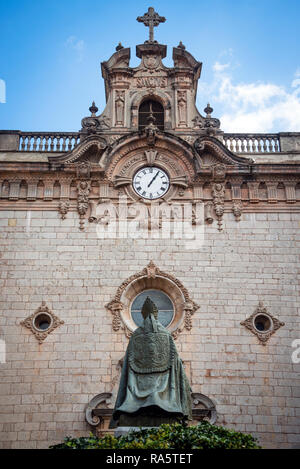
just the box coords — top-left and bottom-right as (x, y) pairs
(49, 422), (261, 449)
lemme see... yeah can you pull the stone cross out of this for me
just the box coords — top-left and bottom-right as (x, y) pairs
(137, 7), (166, 43)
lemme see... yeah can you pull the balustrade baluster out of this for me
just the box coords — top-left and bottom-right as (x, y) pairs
(20, 136), (25, 151)
(32, 136), (38, 151)
(56, 136), (61, 151)
(62, 136), (67, 151)
(222, 133), (281, 154)
(67, 138), (72, 151)
(39, 136), (44, 151)
(44, 136), (49, 152)
(49, 136), (54, 151)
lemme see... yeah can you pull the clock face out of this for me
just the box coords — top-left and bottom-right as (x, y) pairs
(133, 166), (170, 200)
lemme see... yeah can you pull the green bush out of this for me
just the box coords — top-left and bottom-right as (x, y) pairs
(49, 422), (261, 449)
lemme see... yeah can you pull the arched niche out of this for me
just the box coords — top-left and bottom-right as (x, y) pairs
(131, 91), (172, 130)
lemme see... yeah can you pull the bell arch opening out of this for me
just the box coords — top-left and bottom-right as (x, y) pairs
(138, 99), (164, 131)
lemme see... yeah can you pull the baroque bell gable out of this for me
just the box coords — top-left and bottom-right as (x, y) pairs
(80, 37), (220, 138)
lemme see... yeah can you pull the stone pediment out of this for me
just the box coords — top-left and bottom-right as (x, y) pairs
(48, 135), (108, 167)
(102, 131), (196, 176)
(194, 136), (254, 169)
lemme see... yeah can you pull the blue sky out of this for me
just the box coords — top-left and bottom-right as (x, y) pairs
(0, 0), (300, 133)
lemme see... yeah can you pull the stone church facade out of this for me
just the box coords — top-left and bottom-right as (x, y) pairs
(0, 8), (300, 449)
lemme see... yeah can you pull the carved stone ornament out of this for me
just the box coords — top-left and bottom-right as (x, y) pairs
(85, 393), (113, 427)
(106, 261), (199, 340)
(144, 114), (159, 146)
(85, 391), (216, 429)
(77, 179), (91, 230)
(240, 301), (285, 345)
(81, 115), (111, 133)
(58, 200), (70, 220)
(191, 393), (217, 424)
(232, 201), (242, 221)
(212, 182), (225, 231)
(115, 90), (125, 126)
(212, 163), (226, 181)
(20, 301), (64, 344)
(177, 91), (187, 126)
(145, 149), (158, 166)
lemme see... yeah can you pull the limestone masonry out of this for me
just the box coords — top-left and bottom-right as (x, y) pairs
(0, 7), (299, 449)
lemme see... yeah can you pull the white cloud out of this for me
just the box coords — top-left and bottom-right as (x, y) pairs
(198, 60), (300, 133)
(213, 61), (230, 73)
(65, 36), (85, 62)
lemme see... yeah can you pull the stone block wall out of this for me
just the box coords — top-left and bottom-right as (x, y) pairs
(0, 209), (299, 448)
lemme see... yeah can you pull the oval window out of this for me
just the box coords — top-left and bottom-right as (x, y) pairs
(254, 314), (272, 332)
(131, 290), (174, 328)
(33, 313), (52, 331)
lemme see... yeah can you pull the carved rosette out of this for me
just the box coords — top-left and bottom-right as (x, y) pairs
(240, 301), (285, 345)
(20, 301), (64, 344)
(106, 261), (199, 340)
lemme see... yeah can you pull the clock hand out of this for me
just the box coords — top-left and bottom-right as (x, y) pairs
(148, 171), (159, 188)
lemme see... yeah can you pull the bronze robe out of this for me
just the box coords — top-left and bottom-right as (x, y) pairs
(111, 314), (192, 426)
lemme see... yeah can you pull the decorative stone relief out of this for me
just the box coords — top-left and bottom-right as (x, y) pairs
(85, 393), (113, 427)
(20, 301), (64, 344)
(177, 91), (187, 126)
(212, 182), (225, 231)
(204, 202), (214, 224)
(144, 114), (158, 146)
(191, 393), (217, 424)
(77, 180), (91, 230)
(232, 202), (242, 221)
(106, 261), (199, 340)
(115, 91), (125, 126)
(58, 200), (70, 220)
(240, 301), (285, 345)
(145, 149), (158, 165)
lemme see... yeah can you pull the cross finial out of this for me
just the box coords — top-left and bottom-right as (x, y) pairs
(137, 7), (166, 43)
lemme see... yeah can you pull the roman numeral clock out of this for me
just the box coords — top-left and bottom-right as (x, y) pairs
(109, 147), (192, 204)
(133, 166), (170, 200)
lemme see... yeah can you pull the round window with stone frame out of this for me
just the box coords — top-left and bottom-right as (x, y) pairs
(33, 312), (53, 332)
(253, 313), (273, 333)
(130, 289), (174, 328)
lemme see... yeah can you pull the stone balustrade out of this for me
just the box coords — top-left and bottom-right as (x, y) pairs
(222, 133), (281, 153)
(0, 130), (300, 154)
(19, 132), (81, 152)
